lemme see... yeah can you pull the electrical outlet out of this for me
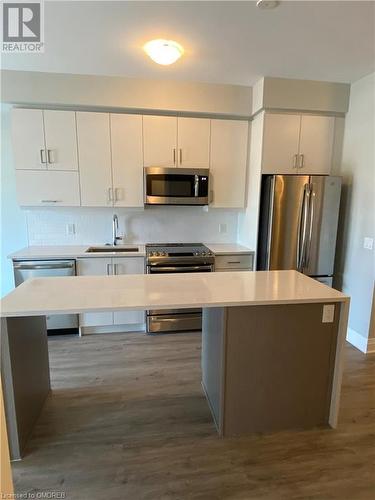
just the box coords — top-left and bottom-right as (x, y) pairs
(66, 223), (76, 236)
(322, 304), (335, 323)
(363, 237), (373, 250)
(219, 223), (227, 234)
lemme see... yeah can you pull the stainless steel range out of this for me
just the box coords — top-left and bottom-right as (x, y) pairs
(145, 243), (214, 333)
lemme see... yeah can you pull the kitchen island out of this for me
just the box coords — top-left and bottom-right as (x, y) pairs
(0, 270), (349, 459)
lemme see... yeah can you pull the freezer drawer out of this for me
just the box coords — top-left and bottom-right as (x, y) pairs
(13, 260), (78, 331)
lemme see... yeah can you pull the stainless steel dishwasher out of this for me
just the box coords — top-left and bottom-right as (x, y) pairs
(13, 260), (78, 332)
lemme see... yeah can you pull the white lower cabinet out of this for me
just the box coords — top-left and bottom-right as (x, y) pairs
(76, 257), (145, 331)
(112, 258), (145, 326)
(214, 253), (254, 272)
(15, 170), (81, 207)
(76, 258), (113, 327)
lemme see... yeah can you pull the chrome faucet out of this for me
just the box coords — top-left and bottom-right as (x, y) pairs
(112, 214), (120, 246)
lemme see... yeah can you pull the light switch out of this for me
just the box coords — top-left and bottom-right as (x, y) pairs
(322, 304), (335, 323)
(364, 237), (374, 250)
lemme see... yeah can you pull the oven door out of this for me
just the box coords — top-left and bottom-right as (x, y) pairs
(146, 262), (213, 333)
(144, 167), (209, 205)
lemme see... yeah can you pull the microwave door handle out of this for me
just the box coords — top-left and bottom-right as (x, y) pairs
(194, 175), (199, 197)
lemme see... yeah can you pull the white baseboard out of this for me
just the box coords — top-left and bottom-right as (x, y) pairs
(346, 328), (371, 354)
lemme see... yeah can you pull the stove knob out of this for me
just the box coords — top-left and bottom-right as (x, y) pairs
(161, 252), (166, 256)
(155, 252), (160, 256)
(202, 252), (206, 256)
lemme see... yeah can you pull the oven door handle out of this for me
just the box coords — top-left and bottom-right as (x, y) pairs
(149, 265), (213, 273)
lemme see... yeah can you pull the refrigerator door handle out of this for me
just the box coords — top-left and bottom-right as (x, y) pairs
(305, 187), (315, 267)
(297, 184), (310, 271)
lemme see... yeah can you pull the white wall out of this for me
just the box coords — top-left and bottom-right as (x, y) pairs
(252, 76), (350, 115)
(1, 70), (252, 117)
(334, 72), (375, 352)
(0, 104), (28, 297)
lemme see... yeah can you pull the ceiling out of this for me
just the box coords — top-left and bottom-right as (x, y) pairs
(2, 1), (375, 86)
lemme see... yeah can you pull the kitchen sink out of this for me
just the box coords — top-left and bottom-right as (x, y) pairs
(85, 246), (139, 253)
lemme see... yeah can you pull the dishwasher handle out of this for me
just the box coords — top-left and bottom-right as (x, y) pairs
(13, 262), (75, 270)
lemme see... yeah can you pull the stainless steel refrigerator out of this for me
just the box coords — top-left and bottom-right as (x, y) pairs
(257, 175), (342, 286)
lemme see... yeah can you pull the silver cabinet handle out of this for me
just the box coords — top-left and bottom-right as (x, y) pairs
(106, 263), (113, 275)
(299, 154), (305, 168)
(41, 200), (61, 203)
(40, 149), (47, 164)
(179, 148), (182, 164)
(114, 188), (122, 202)
(226, 261), (241, 264)
(47, 149), (53, 164)
(293, 154), (298, 168)
(173, 148), (176, 165)
(107, 188), (113, 203)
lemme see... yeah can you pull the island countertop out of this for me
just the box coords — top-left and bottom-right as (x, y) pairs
(0, 270), (348, 318)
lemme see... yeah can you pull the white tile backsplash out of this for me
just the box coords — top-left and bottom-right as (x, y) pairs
(26, 207), (240, 246)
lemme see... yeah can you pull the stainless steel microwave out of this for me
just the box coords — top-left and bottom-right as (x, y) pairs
(144, 167), (210, 206)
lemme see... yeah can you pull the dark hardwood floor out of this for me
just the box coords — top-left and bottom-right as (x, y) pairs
(12, 332), (375, 499)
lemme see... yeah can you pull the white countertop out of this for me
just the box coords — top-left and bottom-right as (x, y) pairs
(9, 245), (146, 259)
(8, 244), (253, 260)
(0, 271), (348, 318)
(205, 243), (253, 255)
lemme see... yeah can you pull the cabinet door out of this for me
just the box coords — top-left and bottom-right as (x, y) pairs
(210, 120), (248, 208)
(298, 115), (334, 174)
(177, 117), (210, 168)
(15, 170), (80, 207)
(110, 114), (144, 207)
(113, 257), (145, 326)
(143, 115), (177, 167)
(77, 112), (113, 206)
(11, 108), (46, 170)
(76, 258), (114, 327)
(43, 110), (78, 171)
(262, 113), (301, 174)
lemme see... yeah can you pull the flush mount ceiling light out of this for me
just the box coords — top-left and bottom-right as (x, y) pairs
(256, 0), (279, 9)
(143, 39), (184, 65)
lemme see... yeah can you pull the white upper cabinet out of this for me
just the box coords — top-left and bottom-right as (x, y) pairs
(177, 117), (210, 168)
(210, 120), (248, 208)
(143, 115), (177, 167)
(16, 170), (80, 207)
(12, 108), (78, 171)
(76, 112), (113, 207)
(43, 110), (78, 171)
(261, 112), (334, 175)
(262, 113), (301, 174)
(110, 114), (144, 207)
(12, 109), (46, 170)
(298, 115), (334, 174)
